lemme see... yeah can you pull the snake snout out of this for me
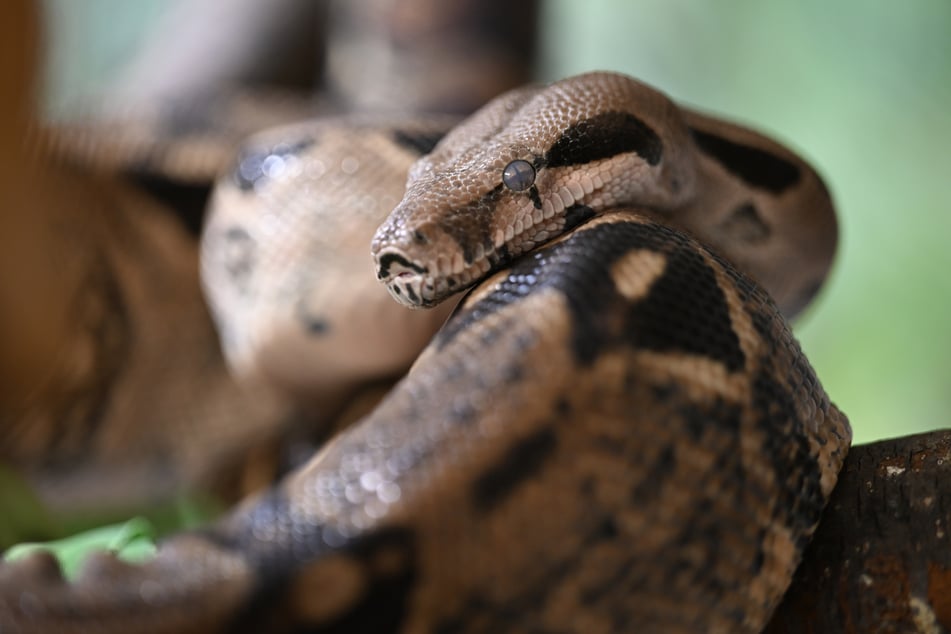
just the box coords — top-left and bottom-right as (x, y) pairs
(374, 248), (431, 308)
(375, 249), (427, 282)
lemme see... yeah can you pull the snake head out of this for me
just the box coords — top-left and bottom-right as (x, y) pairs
(371, 71), (695, 309)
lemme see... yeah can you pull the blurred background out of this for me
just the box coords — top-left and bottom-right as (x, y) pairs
(39, 0), (950, 444)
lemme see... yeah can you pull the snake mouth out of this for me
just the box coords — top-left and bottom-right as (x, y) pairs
(375, 249), (435, 308)
(377, 249), (488, 309)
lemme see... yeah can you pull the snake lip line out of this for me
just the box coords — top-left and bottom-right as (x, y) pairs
(375, 249), (428, 282)
(377, 265), (423, 287)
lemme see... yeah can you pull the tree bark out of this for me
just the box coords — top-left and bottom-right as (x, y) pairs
(765, 429), (951, 633)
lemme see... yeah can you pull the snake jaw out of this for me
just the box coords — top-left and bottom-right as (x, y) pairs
(376, 250), (484, 309)
(373, 210), (555, 310)
(374, 249), (428, 308)
(386, 272), (430, 308)
(375, 233), (500, 308)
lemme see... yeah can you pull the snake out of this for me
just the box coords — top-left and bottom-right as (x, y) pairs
(0, 71), (850, 633)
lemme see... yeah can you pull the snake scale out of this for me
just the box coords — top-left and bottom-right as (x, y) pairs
(1, 72), (850, 633)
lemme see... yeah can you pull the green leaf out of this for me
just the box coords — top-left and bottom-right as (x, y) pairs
(3, 517), (157, 581)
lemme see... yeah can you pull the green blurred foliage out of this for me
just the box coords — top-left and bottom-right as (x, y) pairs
(0, 458), (222, 550)
(542, 1), (951, 442)
(4, 518), (157, 580)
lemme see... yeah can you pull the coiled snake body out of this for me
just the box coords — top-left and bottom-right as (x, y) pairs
(1, 72), (850, 633)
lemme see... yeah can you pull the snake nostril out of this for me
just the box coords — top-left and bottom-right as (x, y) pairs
(412, 229), (428, 245)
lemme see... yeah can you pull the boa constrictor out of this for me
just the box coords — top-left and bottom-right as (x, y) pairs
(1, 71), (850, 633)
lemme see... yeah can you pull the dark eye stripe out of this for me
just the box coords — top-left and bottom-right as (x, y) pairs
(436, 185), (504, 265)
(546, 111), (663, 168)
(690, 127), (801, 193)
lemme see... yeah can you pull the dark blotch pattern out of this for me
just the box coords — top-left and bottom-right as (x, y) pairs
(391, 128), (447, 156)
(719, 202), (771, 244)
(437, 220), (746, 376)
(296, 299), (329, 335)
(294, 527), (418, 634)
(217, 226), (256, 294)
(629, 443), (677, 506)
(667, 495), (731, 589)
(751, 531), (767, 574)
(473, 426), (557, 511)
(547, 111), (663, 168)
(678, 397), (743, 440)
(624, 243), (745, 371)
(690, 127), (800, 193)
(449, 399), (477, 425)
(45, 254), (131, 461)
(217, 488), (418, 633)
(752, 366), (826, 552)
(564, 204), (596, 232)
(436, 185), (503, 265)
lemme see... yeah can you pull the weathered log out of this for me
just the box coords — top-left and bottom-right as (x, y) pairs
(766, 429), (951, 633)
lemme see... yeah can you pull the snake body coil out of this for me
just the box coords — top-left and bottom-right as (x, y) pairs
(0, 72), (850, 633)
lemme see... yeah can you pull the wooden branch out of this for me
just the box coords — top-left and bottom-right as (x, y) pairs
(765, 429), (951, 633)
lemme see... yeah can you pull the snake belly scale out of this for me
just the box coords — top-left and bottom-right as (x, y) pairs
(0, 71), (850, 633)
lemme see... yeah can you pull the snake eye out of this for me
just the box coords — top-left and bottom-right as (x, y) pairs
(502, 159), (536, 192)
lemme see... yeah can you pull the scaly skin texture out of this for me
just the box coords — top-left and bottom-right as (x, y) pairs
(0, 72), (850, 632)
(371, 72), (835, 318)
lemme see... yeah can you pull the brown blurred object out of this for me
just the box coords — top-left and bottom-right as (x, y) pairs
(0, 0), (70, 418)
(326, 0), (539, 113)
(110, 0), (538, 116)
(0, 0), (292, 521)
(2, 0), (540, 532)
